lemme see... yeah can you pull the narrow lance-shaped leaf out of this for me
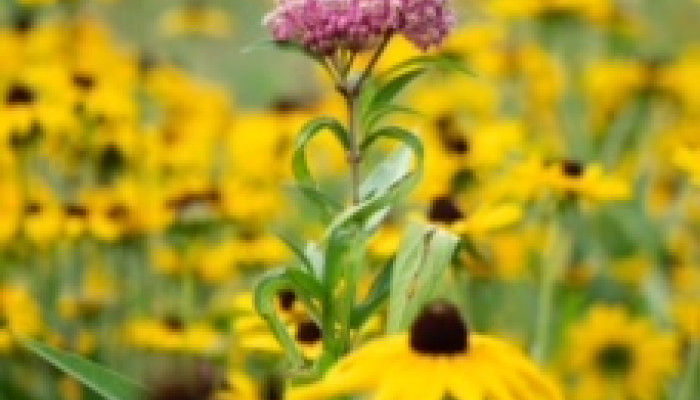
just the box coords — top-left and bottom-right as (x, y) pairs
(387, 223), (432, 333)
(364, 68), (426, 116)
(19, 337), (146, 400)
(351, 256), (394, 328)
(292, 117), (350, 215)
(324, 126), (424, 239)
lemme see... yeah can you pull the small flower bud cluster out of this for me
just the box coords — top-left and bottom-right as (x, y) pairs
(264, 0), (454, 55)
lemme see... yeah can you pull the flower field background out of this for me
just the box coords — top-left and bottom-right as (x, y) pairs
(0, 0), (699, 400)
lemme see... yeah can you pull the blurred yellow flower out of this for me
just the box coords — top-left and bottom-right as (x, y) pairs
(160, 3), (234, 38)
(565, 305), (678, 400)
(0, 285), (43, 352)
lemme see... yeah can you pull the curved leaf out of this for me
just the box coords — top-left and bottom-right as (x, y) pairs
(379, 54), (475, 81)
(365, 69), (426, 115)
(254, 268), (326, 366)
(351, 257), (394, 328)
(293, 116), (349, 186)
(19, 338), (146, 400)
(254, 270), (306, 366)
(363, 104), (422, 132)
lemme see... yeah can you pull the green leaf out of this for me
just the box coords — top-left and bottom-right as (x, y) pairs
(387, 224), (459, 332)
(379, 54), (475, 81)
(292, 117), (350, 186)
(292, 117), (350, 214)
(351, 257), (394, 328)
(363, 104), (422, 132)
(387, 223), (431, 332)
(295, 185), (343, 223)
(365, 68), (426, 114)
(323, 226), (369, 356)
(254, 270), (306, 366)
(275, 229), (317, 275)
(361, 126), (424, 200)
(19, 337), (146, 400)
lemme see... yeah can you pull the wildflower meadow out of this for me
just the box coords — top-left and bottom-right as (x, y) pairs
(0, 1), (699, 400)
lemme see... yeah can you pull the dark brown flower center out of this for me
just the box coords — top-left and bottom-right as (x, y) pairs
(25, 201), (43, 216)
(277, 289), (297, 311)
(260, 375), (285, 400)
(13, 14), (34, 34)
(163, 315), (185, 332)
(65, 204), (89, 218)
(295, 320), (322, 344)
(410, 301), (469, 355)
(428, 196), (464, 225)
(73, 73), (97, 92)
(561, 160), (585, 178)
(597, 343), (634, 376)
(6, 83), (36, 106)
(435, 115), (470, 155)
(107, 205), (130, 221)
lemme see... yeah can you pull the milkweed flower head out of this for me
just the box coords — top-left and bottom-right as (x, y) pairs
(264, 0), (455, 55)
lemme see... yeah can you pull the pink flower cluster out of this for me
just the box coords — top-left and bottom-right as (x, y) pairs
(264, 0), (454, 55)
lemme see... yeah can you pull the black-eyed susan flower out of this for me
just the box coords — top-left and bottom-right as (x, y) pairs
(564, 305), (678, 400)
(215, 371), (286, 400)
(289, 300), (563, 400)
(23, 182), (64, 247)
(125, 315), (222, 355)
(425, 195), (523, 237)
(544, 159), (631, 202)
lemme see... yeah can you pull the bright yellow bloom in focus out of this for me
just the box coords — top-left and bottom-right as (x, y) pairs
(290, 301), (562, 400)
(565, 305), (678, 400)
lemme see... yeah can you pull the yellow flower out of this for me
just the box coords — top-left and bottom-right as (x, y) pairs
(59, 265), (116, 321)
(224, 291), (321, 361)
(84, 183), (139, 241)
(0, 178), (23, 244)
(0, 285), (43, 353)
(425, 196), (523, 237)
(215, 372), (287, 400)
(23, 182), (64, 247)
(125, 316), (222, 355)
(370, 222), (403, 258)
(289, 301), (563, 400)
(673, 145), (700, 186)
(610, 253), (653, 287)
(565, 305), (678, 400)
(219, 177), (285, 224)
(160, 3), (234, 38)
(545, 160), (631, 202)
(673, 300), (700, 340)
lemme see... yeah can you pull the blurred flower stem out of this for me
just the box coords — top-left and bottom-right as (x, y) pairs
(532, 214), (571, 363)
(678, 339), (699, 400)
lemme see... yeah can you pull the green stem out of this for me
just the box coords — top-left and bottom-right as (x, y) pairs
(340, 34), (392, 206)
(532, 219), (569, 363)
(346, 94), (361, 205)
(678, 339), (700, 400)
